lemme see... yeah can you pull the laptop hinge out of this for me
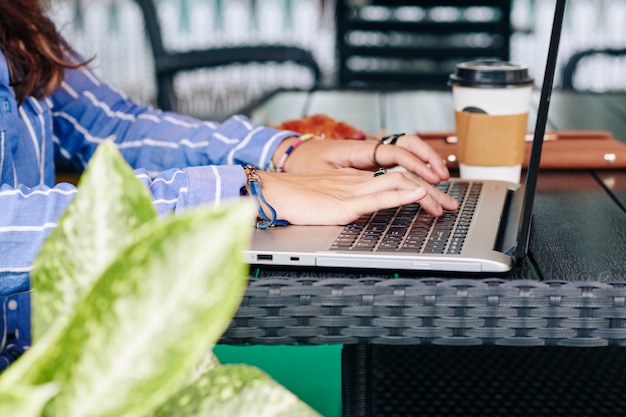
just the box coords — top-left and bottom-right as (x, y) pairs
(495, 187), (524, 256)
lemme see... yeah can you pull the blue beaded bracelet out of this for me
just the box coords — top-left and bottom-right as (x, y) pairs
(244, 165), (289, 229)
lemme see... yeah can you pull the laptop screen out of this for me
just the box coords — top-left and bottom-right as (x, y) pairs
(515, 0), (567, 264)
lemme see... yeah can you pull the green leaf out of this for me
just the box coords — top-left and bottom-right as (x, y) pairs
(4, 200), (255, 417)
(0, 141), (317, 417)
(153, 364), (321, 417)
(31, 141), (156, 341)
(0, 383), (58, 417)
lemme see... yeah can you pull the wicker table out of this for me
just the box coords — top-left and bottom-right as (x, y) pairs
(223, 90), (626, 417)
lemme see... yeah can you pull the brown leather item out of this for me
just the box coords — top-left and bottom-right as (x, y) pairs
(418, 130), (626, 170)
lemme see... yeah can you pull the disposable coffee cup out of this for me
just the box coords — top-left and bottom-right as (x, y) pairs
(449, 60), (534, 183)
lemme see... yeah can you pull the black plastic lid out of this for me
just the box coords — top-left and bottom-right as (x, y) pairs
(449, 60), (534, 88)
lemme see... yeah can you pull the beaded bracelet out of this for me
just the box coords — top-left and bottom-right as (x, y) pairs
(244, 164), (289, 229)
(276, 133), (315, 172)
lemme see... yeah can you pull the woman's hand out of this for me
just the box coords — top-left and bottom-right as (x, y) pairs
(255, 168), (459, 226)
(273, 134), (451, 185)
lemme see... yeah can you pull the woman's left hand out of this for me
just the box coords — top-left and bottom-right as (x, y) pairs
(274, 134), (451, 184)
(255, 167), (459, 225)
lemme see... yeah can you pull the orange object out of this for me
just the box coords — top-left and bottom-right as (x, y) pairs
(275, 114), (367, 140)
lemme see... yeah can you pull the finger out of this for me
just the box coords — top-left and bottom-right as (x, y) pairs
(349, 171), (419, 194)
(394, 136), (451, 181)
(413, 178), (460, 212)
(345, 187), (431, 220)
(374, 144), (444, 184)
(345, 175), (448, 218)
(409, 176), (460, 211)
(402, 135), (449, 169)
(357, 170), (459, 211)
(432, 190), (459, 212)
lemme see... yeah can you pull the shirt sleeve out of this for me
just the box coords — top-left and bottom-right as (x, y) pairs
(0, 163), (246, 371)
(49, 64), (296, 174)
(0, 164), (246, 294)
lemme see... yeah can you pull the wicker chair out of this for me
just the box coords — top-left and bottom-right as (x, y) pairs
(133, 0), (322, 115)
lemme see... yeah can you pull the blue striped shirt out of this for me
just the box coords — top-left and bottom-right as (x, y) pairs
(0, 50), (295, 370)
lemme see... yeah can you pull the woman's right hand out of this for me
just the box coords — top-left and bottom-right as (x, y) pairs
(254, 168), (459, 226)
(273, 135), (451, 185)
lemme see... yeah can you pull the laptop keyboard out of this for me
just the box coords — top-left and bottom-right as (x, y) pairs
(330, 181), (482, 255)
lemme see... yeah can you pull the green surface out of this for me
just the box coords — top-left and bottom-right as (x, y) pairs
(214, 345), (342, 417)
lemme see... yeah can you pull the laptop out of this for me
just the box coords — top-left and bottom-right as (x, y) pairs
(244, 0), (567, 273)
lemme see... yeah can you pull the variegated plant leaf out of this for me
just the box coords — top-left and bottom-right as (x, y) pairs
(0, 382), (58, 417)
(0, 141), (316, 417)
(31, 140), (157, 341)
(3, 199), (254, 417)
(153, 364), (320, 417)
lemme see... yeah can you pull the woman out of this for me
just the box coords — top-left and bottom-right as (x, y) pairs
(0, 0), (457, 370)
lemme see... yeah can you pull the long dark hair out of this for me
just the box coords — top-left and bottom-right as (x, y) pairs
(0, 0), (86, 104)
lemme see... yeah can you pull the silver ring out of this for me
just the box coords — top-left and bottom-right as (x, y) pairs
(374, 133), (405, 166)
(372, 141), (384, 166)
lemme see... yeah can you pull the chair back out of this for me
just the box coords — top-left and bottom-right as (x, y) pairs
(561, 47), (626, 91)
(335, 0), (512, 89)
(133, 0), (322, 114)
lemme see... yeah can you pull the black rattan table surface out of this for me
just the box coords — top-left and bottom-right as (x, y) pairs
(221, 90), (626, 347)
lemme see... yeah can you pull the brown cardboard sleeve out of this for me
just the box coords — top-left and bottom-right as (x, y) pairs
(419, 130), (626, 170)
(454, 111), (528, 166)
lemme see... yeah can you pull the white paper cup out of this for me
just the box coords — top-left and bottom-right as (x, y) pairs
(449, 61), (534, 183)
